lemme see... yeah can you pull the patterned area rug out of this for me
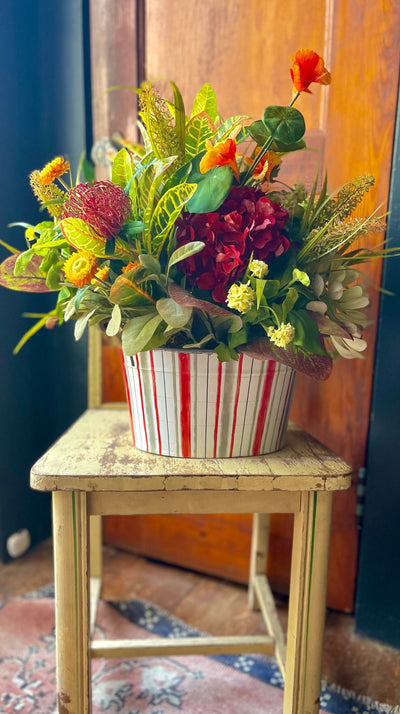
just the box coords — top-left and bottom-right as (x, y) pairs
(0, 585), (398, 714)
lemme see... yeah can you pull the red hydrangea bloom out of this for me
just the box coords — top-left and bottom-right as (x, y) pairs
(63, 180), (131, 240)
(175, 186), (289, 303)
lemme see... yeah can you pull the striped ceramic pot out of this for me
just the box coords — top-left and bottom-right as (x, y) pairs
(122, 349), (295, 458)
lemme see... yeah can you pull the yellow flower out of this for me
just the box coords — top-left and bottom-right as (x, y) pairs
(267, 322), (295, 349)
(38, 156), (70, 186)
(249, 259), (269, 279)
(29, 170), (65, 218)
(64, 251), (98, 287)
(226, 282), (255, 313)
(91, 265), (110, 284)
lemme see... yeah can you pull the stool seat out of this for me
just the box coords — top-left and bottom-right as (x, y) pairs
(31, 406), (352, 714)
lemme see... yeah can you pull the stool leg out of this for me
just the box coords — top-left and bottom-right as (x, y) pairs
(248, 513), (269, 610)
(283, 491), (333, 714)
(53, 491), (91, 713)
(89, 515), (102, 633)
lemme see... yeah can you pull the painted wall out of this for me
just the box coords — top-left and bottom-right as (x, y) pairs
(0, 0), (89, 560)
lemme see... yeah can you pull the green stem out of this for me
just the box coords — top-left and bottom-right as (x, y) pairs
(241, 91), (300, 186)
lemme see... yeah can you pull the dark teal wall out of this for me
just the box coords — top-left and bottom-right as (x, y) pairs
(355, 81), (400, 647)
(0, 1), (89, 559)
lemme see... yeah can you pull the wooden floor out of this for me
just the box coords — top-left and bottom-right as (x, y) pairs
(1, 538), (400, 707)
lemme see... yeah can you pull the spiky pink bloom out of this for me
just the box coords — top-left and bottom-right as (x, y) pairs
(63, 180), (131, 240)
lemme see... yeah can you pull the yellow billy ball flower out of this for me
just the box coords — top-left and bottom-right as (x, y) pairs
(226, 282), (255, 314)
(249, 259), (269, 279)
(64, 251), (98, 288)
(267, 322), (295, 349)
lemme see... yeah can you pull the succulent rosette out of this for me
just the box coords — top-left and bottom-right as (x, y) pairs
(0, 50), (396, 378)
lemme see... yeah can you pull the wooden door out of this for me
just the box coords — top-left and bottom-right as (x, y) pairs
(89, 0), (400, 611)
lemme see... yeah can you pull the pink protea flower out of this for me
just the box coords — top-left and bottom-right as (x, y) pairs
(175, 186), (290, 303)
(63, 180), (131, 240)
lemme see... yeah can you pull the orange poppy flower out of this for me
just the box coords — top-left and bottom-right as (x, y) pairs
(199, 138), (239, 181)
(290, 49), (331, 94)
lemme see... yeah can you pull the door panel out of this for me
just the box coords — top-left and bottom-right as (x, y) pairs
(91, 0), (400, 611)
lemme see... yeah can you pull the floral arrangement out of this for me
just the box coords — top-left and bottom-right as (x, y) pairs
(0, 49), (394, 380)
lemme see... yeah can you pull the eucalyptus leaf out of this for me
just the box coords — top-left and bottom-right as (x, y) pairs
(74, 308), (96, 341)
(106, 303), (122, 336)
(139, 253), (161, 275)
(122, 312), (163, 355)
(167, 241), (205, 271)
(156, 297), (192, 328)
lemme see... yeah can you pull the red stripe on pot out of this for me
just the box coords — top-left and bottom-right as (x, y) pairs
(229, 353), (244, 457)
(149, 350), (162, 453)
(213, 360), (223, 458)
(252, 361), (276, 455)
(136, 355), (149, 453)
(121, 352), (136, 446)
(178, 352), (191, 457)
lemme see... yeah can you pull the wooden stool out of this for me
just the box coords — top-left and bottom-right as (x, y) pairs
(31, 406), (352, 714)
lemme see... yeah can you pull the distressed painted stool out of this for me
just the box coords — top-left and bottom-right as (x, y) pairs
(30, 334), (352, 714)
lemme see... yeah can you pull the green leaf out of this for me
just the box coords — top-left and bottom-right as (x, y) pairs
(185, 165), (233, 213)
(142, 156), (179, 232)
(124, 221), (146, 236)
(60, 218), (135, 261)
(106, 303), (122, 336)
(0, 253), (51, 292)
(14, 249), (35, 275)
(13, 312), (57, 355)
(167, 241), (205, 272)
(112, 148), (134, 188)
(109, 270), (151, 307)
(255, 279), (267, 309)
(215, 342), (234, 362)
(185, 113), (215, 159)
(139, 253), (161, 275)
(281, 287), (299, 321)
(122, 312), (163, 355)
(215, 115), (248, 142)
(228, 325), (248, 350)
(148, 183), (197, 255)
(170, 81), (186, 159)
(191, 83), (217, 121)
(39, 249), (59, 273)
(74, 308), (96, 341)
(292, 268), (310, 286)
(262, 106), (305, 145)
(289, 310), (326, 355)
(156, 297), (192, 328)
(263, 280), (280, 299)
(45, 263), (62, 290)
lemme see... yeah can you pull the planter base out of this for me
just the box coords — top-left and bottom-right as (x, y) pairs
(123, 349), (295, 458)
